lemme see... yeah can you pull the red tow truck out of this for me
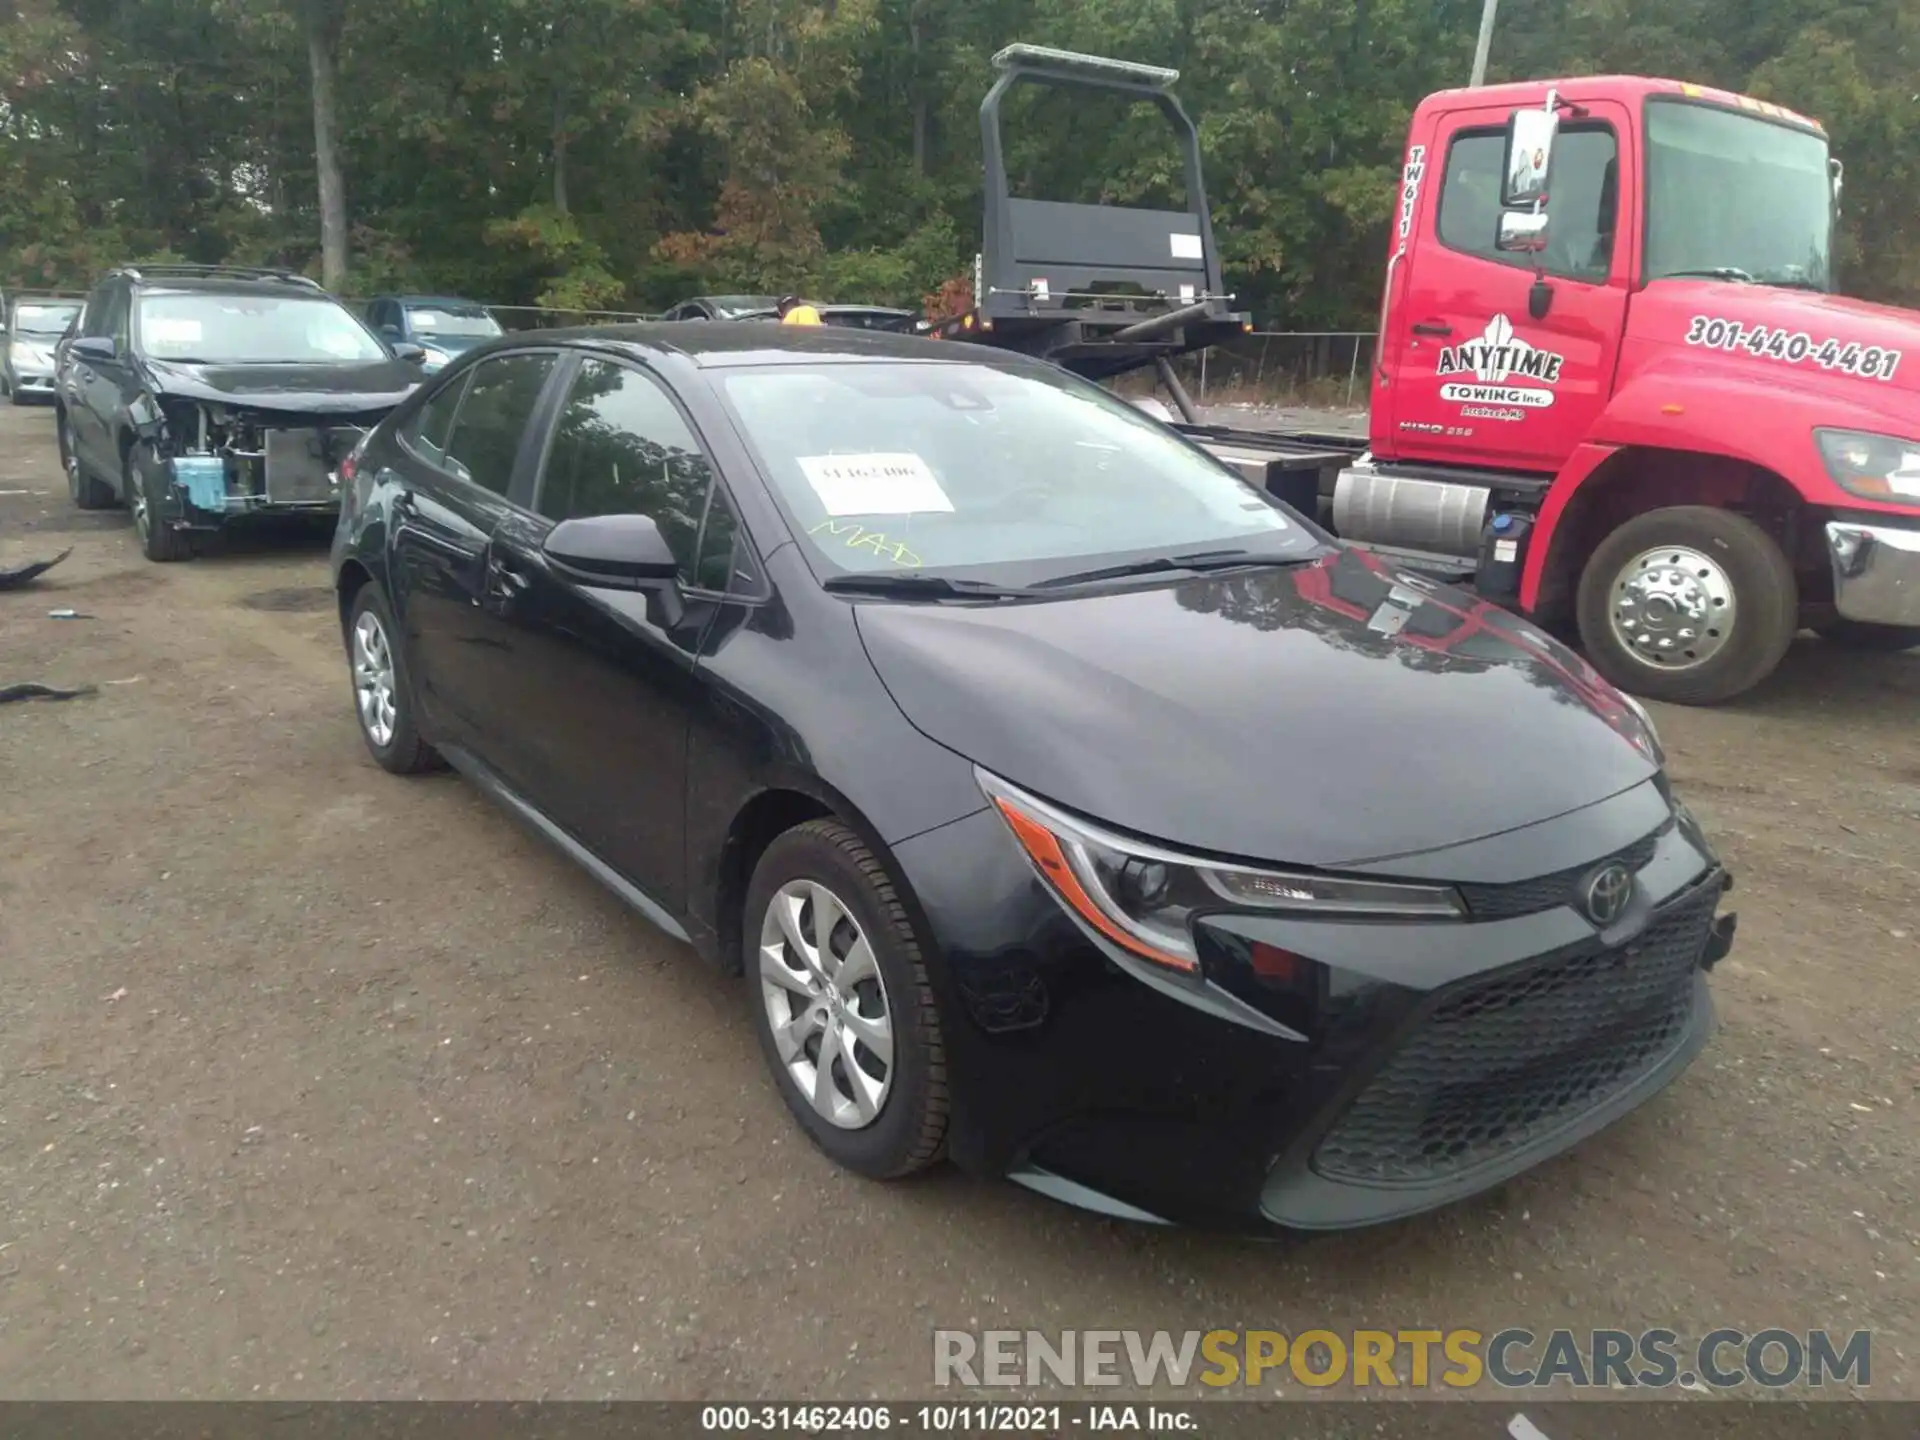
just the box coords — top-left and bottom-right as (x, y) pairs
(941, 47), (1920, 703)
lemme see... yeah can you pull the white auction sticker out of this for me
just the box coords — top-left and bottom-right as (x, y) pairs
(1169, 232), (1204, 260)
(146, 318), (204, 344)
(798, 453), (954, 516)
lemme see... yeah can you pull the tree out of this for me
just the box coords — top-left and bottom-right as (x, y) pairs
(294, 0), (350, 289)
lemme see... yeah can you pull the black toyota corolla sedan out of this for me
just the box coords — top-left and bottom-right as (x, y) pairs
(329, 324), (1737, 1232)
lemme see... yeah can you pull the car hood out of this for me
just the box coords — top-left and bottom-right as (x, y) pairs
(853, 548), (1662, 869)
(141, 357), (421, 413)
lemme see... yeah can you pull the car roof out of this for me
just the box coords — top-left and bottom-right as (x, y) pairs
(507, 321), (1043, 372)
(132, 276), (336, 299)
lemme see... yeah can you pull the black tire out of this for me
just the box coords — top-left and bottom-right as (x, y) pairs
(127, 442), (193, 562)
(61, 415), (116, 510)
(1814, 619), (1920, 653)
(1576, 505), (1797, 705)
(744, 819), (948, 1179)
(345, 582), (442, 775)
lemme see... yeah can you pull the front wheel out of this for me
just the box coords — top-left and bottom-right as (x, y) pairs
(744, 820), (949, 1180)
(128, 443), (192, 562)
(1815, 618), (1920, 653)
(1576, 506), (1797, 705)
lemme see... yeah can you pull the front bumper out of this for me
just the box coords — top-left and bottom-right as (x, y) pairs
(892, 779), (1732, 1233)
(10, 372), (54, 396)
(1826, 517), (1920, 627)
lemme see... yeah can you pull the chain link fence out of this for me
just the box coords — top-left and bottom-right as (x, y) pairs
(1160, 330), (1376, 411)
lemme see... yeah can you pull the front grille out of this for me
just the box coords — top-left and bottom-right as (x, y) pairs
(1457, 830), (1662, 920)
(1311, 877), (1719, 1186)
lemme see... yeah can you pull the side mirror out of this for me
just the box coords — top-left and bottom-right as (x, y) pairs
(544, 513), (680, 586)
(380, 323), (402, 340)
(1501, 103), (1560, 209)
(1497, 209), (1552, 255)
(391, 341), (427, 363)
(545, 513), (684, 624)
(1830, 157), (1844, 215)
(72, 336), (116, 362)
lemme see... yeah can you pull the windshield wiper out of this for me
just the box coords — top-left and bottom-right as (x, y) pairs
(1660, 267), (1757, 283)
(822, 572), (1037, 601)
(1033, 548), (1313, 590)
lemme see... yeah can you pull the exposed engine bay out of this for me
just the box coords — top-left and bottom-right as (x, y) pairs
(150, 399), (381, 516)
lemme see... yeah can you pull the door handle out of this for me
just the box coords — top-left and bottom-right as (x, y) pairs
(1412, 321), (1453, 337)
(485, 552), (531, 599)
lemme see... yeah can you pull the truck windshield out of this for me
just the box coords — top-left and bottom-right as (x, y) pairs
(1645, 99), (1833, 291)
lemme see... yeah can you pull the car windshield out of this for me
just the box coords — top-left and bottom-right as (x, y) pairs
(12, 303), (81, 338)
(715, 360), (1319, 582)
(136, 293), (388, 365)
(405, 303), (501, 338)
(1645, 99), (1833, 291)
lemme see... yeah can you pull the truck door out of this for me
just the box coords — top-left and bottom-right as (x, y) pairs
(1384, 98), (1634, 473)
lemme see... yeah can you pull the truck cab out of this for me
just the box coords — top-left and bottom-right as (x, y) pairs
(1354, 75), (1920, 702)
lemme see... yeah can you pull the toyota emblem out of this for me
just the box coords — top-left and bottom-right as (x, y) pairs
(1582, 863), (1633, 926)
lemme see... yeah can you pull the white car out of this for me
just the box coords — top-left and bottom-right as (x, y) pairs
(3, 297), (82, 404)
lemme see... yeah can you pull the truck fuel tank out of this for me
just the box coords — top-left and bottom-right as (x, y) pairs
(1332, 457), (1491, 558)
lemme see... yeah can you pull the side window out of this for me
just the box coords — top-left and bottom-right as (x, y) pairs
(406, 370), (472, 467)
(106, 286), (132, 346)
(1438, 125), (1618, 280)
(369, 301), (391, 332)
(692, 487), (745, 592)
(440, 352), (557, 496)
(535, 358), (713, 577)
(83, 285), (118, 340)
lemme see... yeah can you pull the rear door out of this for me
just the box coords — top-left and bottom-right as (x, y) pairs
(1384, 98), (1634, 472)
(70, 282), (128, 478)
(484, 355), (731, 909)
(387, 349), (560, 761)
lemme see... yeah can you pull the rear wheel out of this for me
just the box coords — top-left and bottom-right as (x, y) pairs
(1576, 505), (1797, 705)
(346, 583), (441, 774)
(61, 415), (115, 510)
(127, 443), (192, 562)
(744, 820), (948, 1179)
(1815, 618), (1920, 653)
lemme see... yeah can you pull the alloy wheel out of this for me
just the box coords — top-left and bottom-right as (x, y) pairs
(128, 462), (151, 542)
(62, 420), (81, 500)
(1606, 544), (1736, 671)
(758, 879), (895, 1130)
(352, 610), (399, 748)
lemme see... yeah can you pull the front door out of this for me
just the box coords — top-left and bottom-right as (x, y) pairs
(483, 355), (725, 910)
(387, 349), (559, 768)
(1385, 97), (1635, 473)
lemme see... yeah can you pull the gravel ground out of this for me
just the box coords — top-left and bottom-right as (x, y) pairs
(0, 400), (1915, 1408)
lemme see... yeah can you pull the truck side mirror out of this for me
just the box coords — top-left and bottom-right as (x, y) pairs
(1829, 157), (1844, 215)
(1501, 104), (1559, 209)
(1498, 210), (1551, 254)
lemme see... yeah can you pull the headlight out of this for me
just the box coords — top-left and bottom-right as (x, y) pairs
(420, 345), (451, 368)
(1815, 428), (1920, 504)
(977, 770), (1464, 975)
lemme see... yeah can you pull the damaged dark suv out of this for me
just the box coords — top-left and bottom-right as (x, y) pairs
(56, 264), (426, 561)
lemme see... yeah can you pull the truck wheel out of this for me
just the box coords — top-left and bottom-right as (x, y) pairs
(127, 443), (193, 563)
(1814, 619), (1920, 653)
(1576, 506), (1796, 705)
